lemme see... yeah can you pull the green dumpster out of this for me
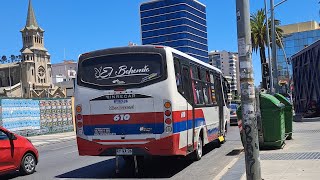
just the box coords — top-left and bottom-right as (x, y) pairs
(260, 93), (285, 148)
(274, 93), (293, 140)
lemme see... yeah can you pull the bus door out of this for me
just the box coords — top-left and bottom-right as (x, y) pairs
(181, 65), (194, 152)
(215, 74), (225, 136)
(174, 56), (194, 152)
(222, 78), (230, 130)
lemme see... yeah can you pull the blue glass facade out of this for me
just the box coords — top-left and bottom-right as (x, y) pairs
(276, 29), (320, 80)
(140, 0), (208, 62)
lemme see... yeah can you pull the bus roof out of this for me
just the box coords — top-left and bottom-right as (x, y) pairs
(79, 45), (222, 74)
(167, 46), (222, 74)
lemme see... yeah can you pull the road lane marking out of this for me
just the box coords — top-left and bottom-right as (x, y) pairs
(64, 150), (78, 155)
(49, 144), (75, 151)
(212, 155), (241, 180)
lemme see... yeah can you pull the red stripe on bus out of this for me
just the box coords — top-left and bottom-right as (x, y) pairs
(82, 112), (163, 126)
(77, 133), (187, 156)
(172, 109), (204, 122)
(92, 139), (149, 143)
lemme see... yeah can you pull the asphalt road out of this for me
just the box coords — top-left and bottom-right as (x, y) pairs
(1, 125), (243, 180)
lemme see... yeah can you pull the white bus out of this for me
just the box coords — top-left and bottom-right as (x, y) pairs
(75, 45), (229, 162)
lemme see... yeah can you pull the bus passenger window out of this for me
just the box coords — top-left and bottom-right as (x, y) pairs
(203, 84), (213, 105)
(203, 86), (209, 104)
(195, 81), (205, 104)
(210, 73), (217, 105)
(204, 71), (213, 105)
(174, 58), (183, 95)
(191, 66), (199, 80)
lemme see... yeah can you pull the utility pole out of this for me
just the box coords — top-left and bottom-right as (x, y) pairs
(236, 0), (262, 180)
(270, 0), (279, 93)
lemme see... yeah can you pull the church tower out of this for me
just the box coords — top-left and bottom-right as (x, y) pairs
(20, 0), (53, 98)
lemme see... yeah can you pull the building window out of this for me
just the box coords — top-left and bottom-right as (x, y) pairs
(31, 69), (34, 76)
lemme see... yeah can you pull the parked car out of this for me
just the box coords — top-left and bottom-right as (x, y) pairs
(229, 103), (239, 126)
(0, 127), (38, 176)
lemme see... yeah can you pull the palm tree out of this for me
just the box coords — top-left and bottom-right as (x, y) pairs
(10, 55), (16, 63)
(1, 55), (7, 64)
(251, 9), (283, 89)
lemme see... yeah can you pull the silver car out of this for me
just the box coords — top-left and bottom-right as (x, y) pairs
(229, 103), (238, 126)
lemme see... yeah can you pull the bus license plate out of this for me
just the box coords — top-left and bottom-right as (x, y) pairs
(116, 149), (133, 155)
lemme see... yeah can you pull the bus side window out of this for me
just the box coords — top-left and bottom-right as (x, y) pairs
(222, 78), (229, 105)
(195, 81), (205, 105)
(191, 66), (199, 80)
(204, 70), (212, 105)
(190, 65), (205, 105)
(174, 58), (183, 95)
(181, 66), (192, 103)
(214, 74), (223, 106)
(210, 73), (217, 105)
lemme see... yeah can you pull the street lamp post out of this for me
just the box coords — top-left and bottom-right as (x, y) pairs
(264, 0), (274, 93)
(270, 0), (288, 93)
(270, 0), (279, 93)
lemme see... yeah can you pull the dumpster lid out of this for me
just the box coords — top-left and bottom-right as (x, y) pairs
(260, 93), (284, 108)
(274, 93), (292, 106)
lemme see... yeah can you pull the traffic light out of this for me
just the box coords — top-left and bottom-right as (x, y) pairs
(262, 63), (269, 78)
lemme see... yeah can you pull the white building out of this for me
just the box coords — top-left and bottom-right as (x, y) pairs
(209, 50), (240, 96)
(51, 60), (77, 97)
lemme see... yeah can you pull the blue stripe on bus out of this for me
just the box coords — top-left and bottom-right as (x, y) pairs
(207, 127), (219, 136)
(83, 118), (218, 135)
(83, 123), (164, 135)
(172, 118), (205, 133)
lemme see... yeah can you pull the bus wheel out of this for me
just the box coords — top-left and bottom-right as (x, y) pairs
(193, 135), (203, 161)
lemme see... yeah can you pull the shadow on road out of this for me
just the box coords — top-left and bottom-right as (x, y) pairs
(0, 171), (36, 180)
(55, 157), (192, 179)
(56, 142), (221, 179)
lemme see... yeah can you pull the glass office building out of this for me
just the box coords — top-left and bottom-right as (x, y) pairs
(276, 21), (320, 82)
(140, 0), (208, 62)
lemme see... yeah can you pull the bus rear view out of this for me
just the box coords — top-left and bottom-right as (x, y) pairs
(75, 46), (175, 157)
(75, 46), (227, 169)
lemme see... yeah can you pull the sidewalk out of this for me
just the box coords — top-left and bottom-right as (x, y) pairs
(220, 121), (320, 180)
(27, 131), (76, 147)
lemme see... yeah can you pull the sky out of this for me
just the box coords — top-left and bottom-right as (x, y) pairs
(0, 0), (319, 85)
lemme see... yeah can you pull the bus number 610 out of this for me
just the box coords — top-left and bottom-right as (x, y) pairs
(113, 114), (130, 121)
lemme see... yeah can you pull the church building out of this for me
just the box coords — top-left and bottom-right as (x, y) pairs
(0, 0), (65, 98)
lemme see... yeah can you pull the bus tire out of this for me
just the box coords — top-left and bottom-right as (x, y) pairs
(193, 135), (203, 161)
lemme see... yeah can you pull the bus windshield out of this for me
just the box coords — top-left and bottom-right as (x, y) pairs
(78, 53), (164, 88)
